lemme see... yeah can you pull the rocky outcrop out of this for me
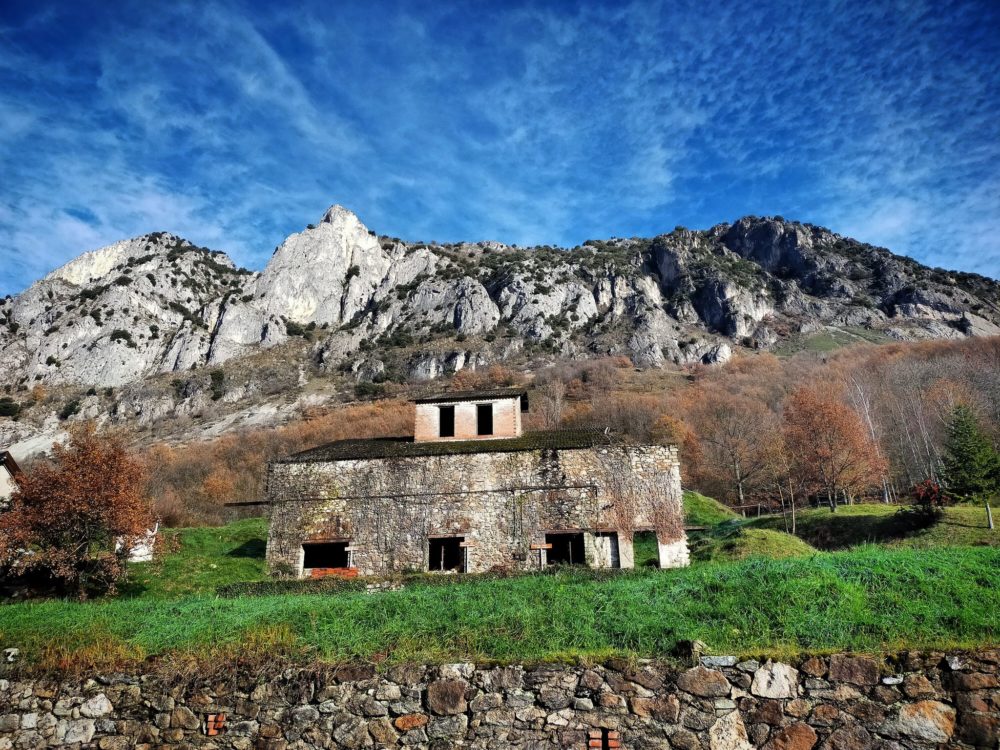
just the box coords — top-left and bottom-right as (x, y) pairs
(1, 207), (998, 390)
(0, 233), (254, 387)
(0, 650), (996, 748)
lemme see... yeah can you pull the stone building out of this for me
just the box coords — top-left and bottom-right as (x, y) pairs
(265, 388), (688, 577)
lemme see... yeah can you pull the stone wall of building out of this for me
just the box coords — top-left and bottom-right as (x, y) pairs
(265, 445), (684, 577)
(1, 651), (996, 749)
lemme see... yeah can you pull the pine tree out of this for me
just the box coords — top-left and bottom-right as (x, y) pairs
(939, 405), (1000, 502)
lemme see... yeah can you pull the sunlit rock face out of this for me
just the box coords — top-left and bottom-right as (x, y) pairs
(2, 208), (998, 389)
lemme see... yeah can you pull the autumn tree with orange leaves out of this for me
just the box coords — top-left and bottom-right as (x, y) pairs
(0, 425), (151, 597)
(783, 387), (887, 512)
(685, 391), (783, 506)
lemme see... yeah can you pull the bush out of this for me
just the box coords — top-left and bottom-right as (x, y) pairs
(59, 399), (81, 421)
(911, 479), (949, 516)
(0, 397), (20, 418)
(210, 370), (226, 401)
(355, 382), (385, 400)
(109, 329), (137, 348)
(0, 425), (151, 597)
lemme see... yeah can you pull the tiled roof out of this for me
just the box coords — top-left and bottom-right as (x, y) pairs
(277, 429), (618, 463)
(412, 387), (528, 404)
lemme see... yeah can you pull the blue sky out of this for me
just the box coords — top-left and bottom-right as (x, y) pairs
(1, 0), (998, 296)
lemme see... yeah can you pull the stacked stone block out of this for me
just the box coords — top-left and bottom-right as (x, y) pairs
(0, 651), (997, 748)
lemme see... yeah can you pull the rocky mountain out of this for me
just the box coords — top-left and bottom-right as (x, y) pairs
(2, 206), (999, 392)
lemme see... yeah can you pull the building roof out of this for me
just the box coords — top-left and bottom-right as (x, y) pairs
(278, 428), (618, 463)
(412, 387), (528, 404)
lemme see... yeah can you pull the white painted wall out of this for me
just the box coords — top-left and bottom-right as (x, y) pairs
(0, 465), (17, 506)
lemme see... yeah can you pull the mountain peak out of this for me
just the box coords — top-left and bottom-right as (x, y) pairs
(320, 204), (360, 226)
(1, 209), (998, 395)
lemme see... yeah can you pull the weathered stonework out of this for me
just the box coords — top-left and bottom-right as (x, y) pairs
(266, 439), (686, 577)
(1, 651), (996, 749)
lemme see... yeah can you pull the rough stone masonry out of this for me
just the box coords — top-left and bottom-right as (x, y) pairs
(0, 650), (997, 749)
(265, 433), (689, 578)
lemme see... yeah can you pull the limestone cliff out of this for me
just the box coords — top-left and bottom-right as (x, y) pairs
(1, 206), (998, 391)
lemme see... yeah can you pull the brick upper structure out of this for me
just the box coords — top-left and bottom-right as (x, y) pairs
(412, 387), (527, 442)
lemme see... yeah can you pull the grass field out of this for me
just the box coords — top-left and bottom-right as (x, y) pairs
(689, 526), (816, 563)
(683, 490), (739, 526)
(773, 326), (895, 357)
(122, 518), (268, 598)
(3, 493), (998, 671)
(749, 503), (999, 550)
(1, 546), (997, 670)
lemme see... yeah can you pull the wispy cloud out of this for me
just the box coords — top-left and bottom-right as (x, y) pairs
(0, 0), (997, 296)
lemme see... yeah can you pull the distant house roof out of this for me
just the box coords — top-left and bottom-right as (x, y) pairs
(278, 428), (617, 463)
(412, 387), (528, 406)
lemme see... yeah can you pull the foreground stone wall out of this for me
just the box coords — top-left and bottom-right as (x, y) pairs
(1, 651), (997, 749)
(266, 444), (685, 576)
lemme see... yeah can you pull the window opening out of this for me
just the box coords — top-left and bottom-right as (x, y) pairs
(429, 536), (465, 572)
(303, 541), (350, 569)
(438, 405), (455, 437)
(545, 532), (585, 566)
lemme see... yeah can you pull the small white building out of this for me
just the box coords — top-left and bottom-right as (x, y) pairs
(0, 451), (22, 509)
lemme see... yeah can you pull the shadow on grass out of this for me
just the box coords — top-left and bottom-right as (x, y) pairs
(754, 507), (936, 550)
(227, 538), (267, 559)
(116, 577), (148, 599)
(935, 518), (986, 529)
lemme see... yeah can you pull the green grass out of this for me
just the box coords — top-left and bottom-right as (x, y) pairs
(748, 504), (999, 550)
(121, 518), (268, 598)
(2, 547), (997, 669)
(774, 326), (894, 357)
(633, 492), (742, 567)
(888, 505), (999, 549)
(684, 490), (739, 527)
(690, 526), (816, 563)
(680, 491), (813, 563)
(4, 494), (999, 670)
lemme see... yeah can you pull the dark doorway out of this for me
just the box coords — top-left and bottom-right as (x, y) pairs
(546, 532), (585, 566)
(303, 541), (349, 569)
(429, 537), (464, 572)
(476, 403), (493, 435)
(439, 405), (455, 437)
